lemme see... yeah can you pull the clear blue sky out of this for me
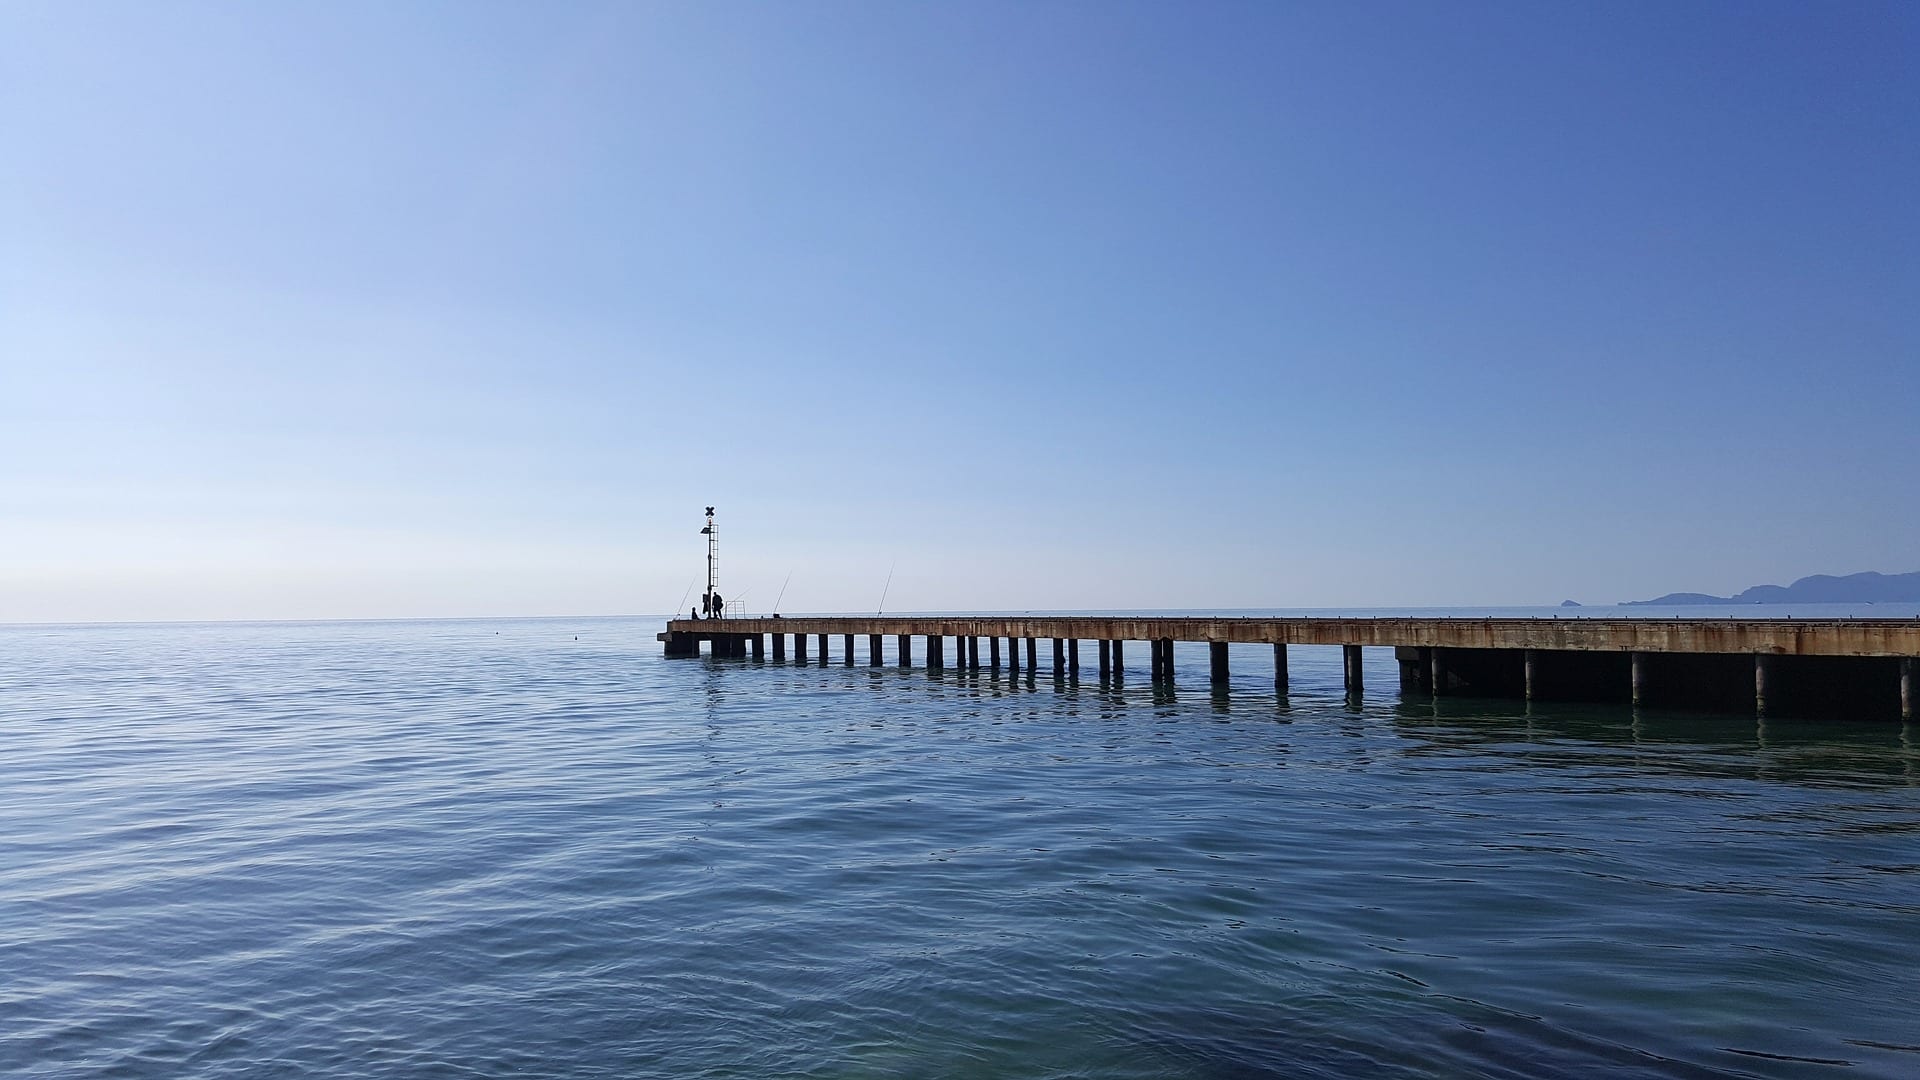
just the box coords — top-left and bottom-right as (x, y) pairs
(4, 2), (1915, 621)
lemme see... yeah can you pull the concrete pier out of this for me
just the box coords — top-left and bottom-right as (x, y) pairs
(665, 615), (1920, 720)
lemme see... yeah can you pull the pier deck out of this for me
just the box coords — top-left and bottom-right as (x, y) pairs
(661, 616), (1920, 720)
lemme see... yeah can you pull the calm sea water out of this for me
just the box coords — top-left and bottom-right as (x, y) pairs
(4, 614), (1918, 1079)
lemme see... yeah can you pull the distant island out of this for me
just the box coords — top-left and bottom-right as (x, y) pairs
(1625, 570), (1920, 606)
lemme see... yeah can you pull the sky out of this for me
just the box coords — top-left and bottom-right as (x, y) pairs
(3, 1), (1916, 622)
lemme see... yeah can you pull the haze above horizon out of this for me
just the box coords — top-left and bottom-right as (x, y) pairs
(4, 2), (1915, 623)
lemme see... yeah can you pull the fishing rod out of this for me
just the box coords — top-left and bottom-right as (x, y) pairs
(675, 580), (696, 618)
(772, 570), (793, 614)
(877, 562), (895, 616)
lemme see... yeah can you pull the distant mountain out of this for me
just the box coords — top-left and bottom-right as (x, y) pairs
(1625, 571), (1920, 606)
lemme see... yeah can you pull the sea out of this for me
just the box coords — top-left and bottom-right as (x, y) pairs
(4, 609), (1919, 1079)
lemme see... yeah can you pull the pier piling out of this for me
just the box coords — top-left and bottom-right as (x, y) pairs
(1210, 641), (1229, 687)
(869, 634), (883, 666)
(897, 634), (911, 667)
(1273, 643), (1288, 692)
(1631, 652), (1646, 708)
(929, 635), (944, 670)
(990, 636), (1001, 670)
(1344, 645), (1363, 694)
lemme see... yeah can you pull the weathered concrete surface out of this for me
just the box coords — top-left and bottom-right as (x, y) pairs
(662, 617), (1920, 658)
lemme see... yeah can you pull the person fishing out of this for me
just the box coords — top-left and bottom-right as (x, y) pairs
(711, 591), (724, 618)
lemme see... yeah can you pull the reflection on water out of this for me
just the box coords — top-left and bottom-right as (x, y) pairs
(2, 616), (1917, 1079)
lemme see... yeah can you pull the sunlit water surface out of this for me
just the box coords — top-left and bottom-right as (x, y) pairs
(4, 616), (1918, 1078)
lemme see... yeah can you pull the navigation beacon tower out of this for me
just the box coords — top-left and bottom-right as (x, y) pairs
(700, 506), (718, 617)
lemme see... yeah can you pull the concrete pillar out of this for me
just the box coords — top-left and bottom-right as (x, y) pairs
(1901, 658), (1914, 721)
(1524, 649), (1537, 700)
(772, 632), (785, 660)
(843, 634), (855, 666)
(817, 634), (829, 665)
(1007, 636), (1019, 672)
(1631, 652), (1646, 708)
(1210, 641), (1229, 687)
(968, 636), (980, 670)
(1068, 639), (1080, 675)
(869, 634), (883, 666)
(1273, 642), (1288, 692)
(1429, 647), (1445, 695)
(1053, 638), (1065, 676)
(1159, 639), (1176, 684)
(929, 635), (944, 669)
(1098, 639), (1111, 676)
(1026, 637), (1038, 669)
(794, 633), (807, 662)
(897, 634), (911, 667)
(1754, 653), (1771, 717)
(990, 636), (1001, 669)
(1112, 639), (1124, 678)
(751, 634), (764, 661)
(1343, 645), (1363, 693)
